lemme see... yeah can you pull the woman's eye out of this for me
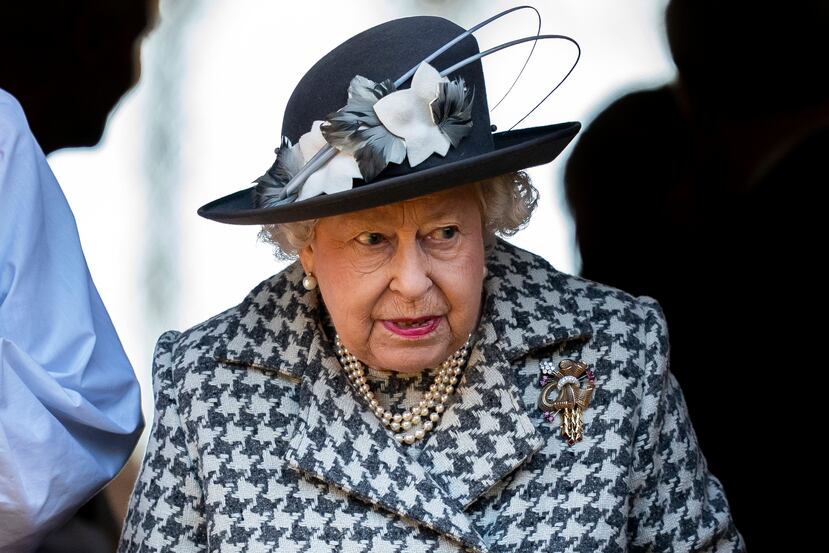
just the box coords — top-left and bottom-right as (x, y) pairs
(356, 232), (385, 246)
(429, 226), (459, 241)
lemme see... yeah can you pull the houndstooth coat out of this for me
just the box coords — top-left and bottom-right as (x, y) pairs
(119, 240), (744, 552)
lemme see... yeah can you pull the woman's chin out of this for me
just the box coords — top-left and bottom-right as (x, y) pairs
(370, 338), (454, 373)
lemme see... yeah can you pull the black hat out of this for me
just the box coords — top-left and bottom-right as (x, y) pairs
(198, 12), (580, 225)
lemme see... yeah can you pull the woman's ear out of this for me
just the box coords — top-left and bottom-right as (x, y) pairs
(299, 243), (315, 275)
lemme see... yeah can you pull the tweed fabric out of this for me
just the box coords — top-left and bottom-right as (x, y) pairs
(119, 240), (744, 552)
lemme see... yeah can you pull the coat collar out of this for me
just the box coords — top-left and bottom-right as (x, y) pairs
(215, 240), (593, 550)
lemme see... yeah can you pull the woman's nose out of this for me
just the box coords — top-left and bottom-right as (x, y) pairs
(388, 240), (432, 299)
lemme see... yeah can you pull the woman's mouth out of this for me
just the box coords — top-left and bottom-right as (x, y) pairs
(382, 316), (441, 337)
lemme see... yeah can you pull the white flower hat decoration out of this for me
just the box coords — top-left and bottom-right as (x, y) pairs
(373, 62), (452, 167)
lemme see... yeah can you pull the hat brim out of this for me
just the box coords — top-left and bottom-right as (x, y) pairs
(198, 121), (580, 225)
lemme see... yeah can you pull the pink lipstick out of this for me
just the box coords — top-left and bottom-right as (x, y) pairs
(382, 316), (441, 338)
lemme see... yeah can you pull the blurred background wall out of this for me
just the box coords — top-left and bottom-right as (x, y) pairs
(44, 0), (673, 523)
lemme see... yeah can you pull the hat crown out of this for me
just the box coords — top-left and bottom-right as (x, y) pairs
(282, 16), (494, 177)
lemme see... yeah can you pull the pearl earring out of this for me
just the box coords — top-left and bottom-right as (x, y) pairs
(302, 273), (318, 290)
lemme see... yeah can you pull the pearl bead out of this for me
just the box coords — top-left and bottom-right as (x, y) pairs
(435, 404), (445, 414)
(402, 421), (412, 431)
(395, 435), (405, 444)
(391, 422), (401, 432)
(445, 386), (454, 395)
(423, 421), (434, 431)
(412, 416), (422, 425)
(393, 414), (402, 423)
(415, 429), (425, 440)
(404, 434), (415, 444)
(430, 413), (440, 422)
(402, 412), (412, 422)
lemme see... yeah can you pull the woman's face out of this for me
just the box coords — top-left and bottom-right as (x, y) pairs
(300, 186), (485, 373)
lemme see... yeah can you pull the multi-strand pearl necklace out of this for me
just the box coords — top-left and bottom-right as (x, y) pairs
(335, 335), (472, 445)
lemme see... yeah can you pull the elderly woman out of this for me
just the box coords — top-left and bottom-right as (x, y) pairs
(119, 13), (744, 553)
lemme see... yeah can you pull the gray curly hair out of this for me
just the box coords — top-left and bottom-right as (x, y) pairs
(259, 171), (538, 259)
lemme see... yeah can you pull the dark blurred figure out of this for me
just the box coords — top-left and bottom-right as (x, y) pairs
(0, 2), (153, 552)
(565, 1), (828, 549)
(0, 1), (149, 155)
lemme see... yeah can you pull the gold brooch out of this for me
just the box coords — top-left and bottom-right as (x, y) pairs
(538, 359), (596, 445)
